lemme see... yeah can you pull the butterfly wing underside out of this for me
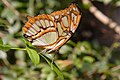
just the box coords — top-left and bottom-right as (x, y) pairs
(23, 3), (82, 53)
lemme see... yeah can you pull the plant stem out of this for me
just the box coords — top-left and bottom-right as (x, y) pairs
(11, 48), (26, 51)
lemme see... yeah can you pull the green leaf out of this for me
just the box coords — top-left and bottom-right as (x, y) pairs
(113, 42), (120, 48)
(26, 46), (40, 65)
(23, 39), (33, 47)
(67, 40), (76, 47)
(39, 53), (64, 80)
(0, 38), (3, 45)
(0, 44), (11, 51)
(24, 38), (40, 65)
(0, 38), (11, 51)
(83, 56), (95, 63)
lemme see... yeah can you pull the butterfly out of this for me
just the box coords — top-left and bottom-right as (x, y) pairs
(22, 3), (82, 53)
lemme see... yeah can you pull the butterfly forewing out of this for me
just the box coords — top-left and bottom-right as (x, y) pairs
(23, 3), (82, 53)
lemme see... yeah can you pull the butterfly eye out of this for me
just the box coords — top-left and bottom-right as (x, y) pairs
(23, 34), (28, 38)
(23, 3), (82, 53)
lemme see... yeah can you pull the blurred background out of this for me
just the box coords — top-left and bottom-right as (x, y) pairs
(0, 0), (120, 80)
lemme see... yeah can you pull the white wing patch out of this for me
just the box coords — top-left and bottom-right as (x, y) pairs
(62, 16), (69, 27)
(32, 23), (40, 31)
(57, 22), (63, 36)
(32, 32), (58, 46)
(45, 20), (50, 27)
(40, 20), (46, 28)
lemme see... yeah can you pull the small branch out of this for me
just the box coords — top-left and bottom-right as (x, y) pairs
(3, 58), (11, 67)
(11, 47), (26, 51)
(28, 0), (34, 16)
(111, 65), (120, 71)
(1, 0), (20, 16)
(82, 0), (120, 35)
(1, 0), (27, 23)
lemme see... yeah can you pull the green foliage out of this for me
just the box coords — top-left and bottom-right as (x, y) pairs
(39, 53), (64, 80)
(0, 38), (11, 51)
(0, 38), (3, 44)
(0, 0), (120, 80)
(26, 44), (40, 65)
(23, 39), (40, 65)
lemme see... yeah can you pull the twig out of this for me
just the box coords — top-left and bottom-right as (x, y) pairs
(82, 0), (120, 35)
(111, 65), (120, 71)
(1, 0), (20, 16)
(1, 0), (27, 23)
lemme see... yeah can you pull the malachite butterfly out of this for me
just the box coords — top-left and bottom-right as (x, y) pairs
(23, 3), (82, 53)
